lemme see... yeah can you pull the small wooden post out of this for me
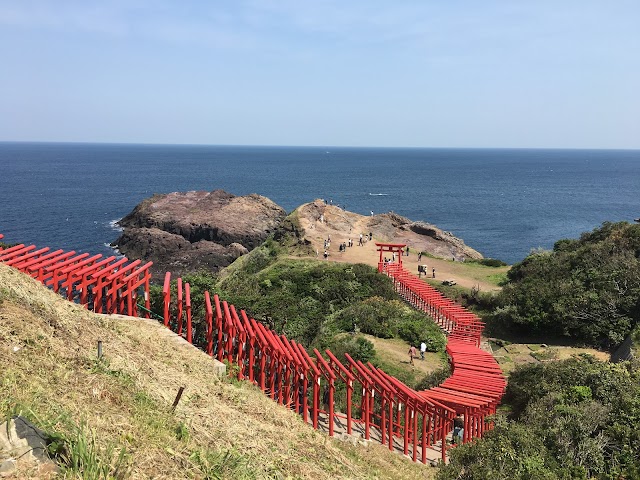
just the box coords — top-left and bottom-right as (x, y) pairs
(171, 387), (185, 411)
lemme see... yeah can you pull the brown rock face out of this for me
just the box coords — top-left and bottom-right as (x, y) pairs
(295, 200), (483, 261)
(114, 190), (286, 277)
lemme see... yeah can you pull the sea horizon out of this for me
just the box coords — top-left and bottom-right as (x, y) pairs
(2, 140), (638, 153)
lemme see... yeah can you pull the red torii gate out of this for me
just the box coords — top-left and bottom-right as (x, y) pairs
(0, 234), (151, 318)
(375, 242), (406, 272)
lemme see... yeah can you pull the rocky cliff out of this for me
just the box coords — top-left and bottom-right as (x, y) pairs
(114, 190), (287, 277)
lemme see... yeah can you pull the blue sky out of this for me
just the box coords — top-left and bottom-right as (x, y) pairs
(1, 1), (638, 148)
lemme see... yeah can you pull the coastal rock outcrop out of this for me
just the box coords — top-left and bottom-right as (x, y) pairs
(294, 200), (483, 261)
(114, 190), (287, 277)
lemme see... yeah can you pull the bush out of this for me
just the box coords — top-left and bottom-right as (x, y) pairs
(325, 335), (376, 365)
(468, 258), (508, 267)
(494, 222), (640, 349)
(331, 297), (401, 338)
(439, 357), (640, 479)
(219, 260), (397, 346)
(330, 297), (446, 352)
(397, 314), (446, 351)
(415, 363), (452, 390)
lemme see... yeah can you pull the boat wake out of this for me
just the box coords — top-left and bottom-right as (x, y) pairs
(369, 193), (389, 196)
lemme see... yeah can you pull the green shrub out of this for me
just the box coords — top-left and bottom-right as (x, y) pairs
(330, 297), (446, 352)
(468, 258), (509, 267)
(324, 335), (376, 365)
(397, 314), (446, 351)
(415, 363), (452, 390)
(331, 297), (400, 338)
(495, 222), (640, 349)
(219, 261), (397, 346)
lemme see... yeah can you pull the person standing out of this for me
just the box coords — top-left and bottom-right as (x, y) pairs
(432, 267), (436, 278)
(420, 342), (427, 360)
(408, 345), (417, 366)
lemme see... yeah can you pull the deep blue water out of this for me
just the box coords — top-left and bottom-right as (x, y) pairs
(1, 142), (639, 265)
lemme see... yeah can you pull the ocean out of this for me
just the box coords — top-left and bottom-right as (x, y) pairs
(0, 142), (638, 265)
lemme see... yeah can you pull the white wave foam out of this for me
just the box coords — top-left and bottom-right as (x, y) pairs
(108, 218), (123, 232)
(104, 243), (126, 259)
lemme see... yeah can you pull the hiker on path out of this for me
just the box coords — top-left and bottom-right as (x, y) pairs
(408, 345), (417, 366)
(432, 267), (436, 278)
(420, 342), (427, 360)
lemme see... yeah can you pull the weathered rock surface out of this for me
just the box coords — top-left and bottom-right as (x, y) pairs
(295, 200), (483, 260)
(0, 416), (60, 478)
(114, 190), (287, 277)
(371, 212), (483, 260)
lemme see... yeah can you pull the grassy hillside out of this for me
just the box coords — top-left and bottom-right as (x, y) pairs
(0, 264), (434, 479)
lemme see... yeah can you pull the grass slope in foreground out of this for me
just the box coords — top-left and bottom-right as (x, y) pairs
(0, 264), (434, 479)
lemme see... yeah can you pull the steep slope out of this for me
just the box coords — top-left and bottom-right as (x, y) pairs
(0, 265), (434, 479)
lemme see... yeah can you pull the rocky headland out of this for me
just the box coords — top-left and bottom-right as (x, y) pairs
(114, 190), (287, 277)
(114, 192), (482, 277)
(294, 199), (483, 261)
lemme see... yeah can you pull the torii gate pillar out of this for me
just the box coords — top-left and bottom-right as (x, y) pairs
(375, 242), (406, 272)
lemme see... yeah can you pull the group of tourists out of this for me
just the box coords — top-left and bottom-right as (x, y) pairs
(323, 232), (372, 259)
(417, 264), (436, 278)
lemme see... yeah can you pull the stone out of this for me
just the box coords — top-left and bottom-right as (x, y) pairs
(37, 462), (61, 476)
(0, 417), (51, 465)
(0, 459), (16, 476)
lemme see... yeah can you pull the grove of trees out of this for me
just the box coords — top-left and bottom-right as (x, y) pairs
(492, 222), (640, 349)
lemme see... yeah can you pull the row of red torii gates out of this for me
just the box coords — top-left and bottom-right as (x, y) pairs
(0, 234), (151, 317)
(376, 243), (506, 445)
(0, 233), (505, 464)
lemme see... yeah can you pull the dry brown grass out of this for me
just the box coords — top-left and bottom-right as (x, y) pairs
(0, 265), (436, 479)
